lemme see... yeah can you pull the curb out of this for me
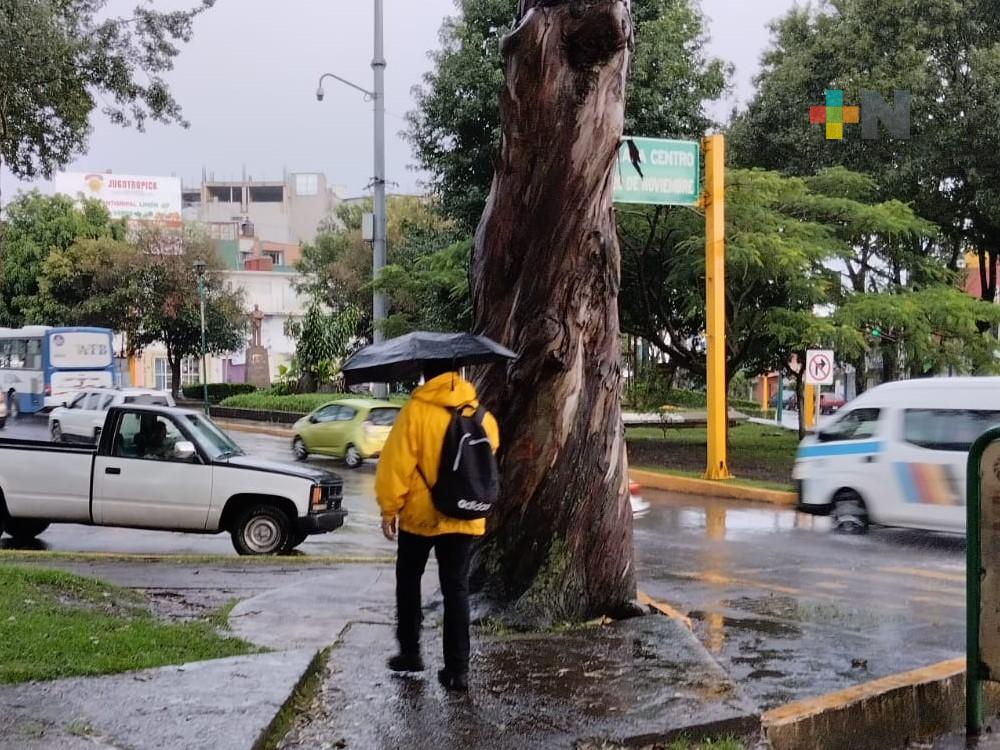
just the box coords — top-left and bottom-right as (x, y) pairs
(216, 419), (295, 439)
(761, 658), (999, 750)
(253, 647), (328, 750)
(630, 468), (797, 507)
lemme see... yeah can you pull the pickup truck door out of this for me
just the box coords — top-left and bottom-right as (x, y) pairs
(92, 410), (214, 530)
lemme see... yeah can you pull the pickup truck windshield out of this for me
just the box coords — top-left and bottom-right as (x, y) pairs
(180, 414), (245, 460)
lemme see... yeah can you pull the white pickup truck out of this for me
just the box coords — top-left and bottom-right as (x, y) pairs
(0, 405), (346, 555)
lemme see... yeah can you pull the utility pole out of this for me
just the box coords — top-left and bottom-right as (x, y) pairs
(371, 0), (388, 398)
(372, 0), (387, 343)
(315, 0), (388, 397)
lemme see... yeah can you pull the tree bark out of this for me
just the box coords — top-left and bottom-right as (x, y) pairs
(167, 346), (181, 401)
(470, 0), (636, 626)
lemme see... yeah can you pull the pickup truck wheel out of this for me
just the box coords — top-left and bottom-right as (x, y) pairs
(4, 518), (50, 541)
(292, 437), (308, 461)
(344, 445), (363, 469)
(231, 505), (293, 556)
(51, 422), (63, 443)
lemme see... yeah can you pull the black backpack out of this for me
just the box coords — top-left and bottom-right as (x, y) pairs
(418, 403), (499, 520)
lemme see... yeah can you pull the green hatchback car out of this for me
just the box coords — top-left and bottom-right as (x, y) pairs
(292, 399), (400, 468)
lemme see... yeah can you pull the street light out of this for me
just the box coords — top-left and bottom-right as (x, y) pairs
(193, 260), (209, 416)
(316, 0), (387, 397)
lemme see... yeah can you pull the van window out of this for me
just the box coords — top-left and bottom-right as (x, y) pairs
(819, 408), (881, 442)
(903, 409), (1000, 452)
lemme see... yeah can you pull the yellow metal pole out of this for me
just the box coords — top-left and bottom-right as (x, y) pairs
(804, 385), (816, 430)
(761, 376), (770, 412)
(703, 134), (732, 480)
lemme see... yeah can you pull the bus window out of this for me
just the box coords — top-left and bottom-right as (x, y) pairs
(0, 341), (8, 368)
(25, 339), (41, 370)
(8, 340), (25, 369)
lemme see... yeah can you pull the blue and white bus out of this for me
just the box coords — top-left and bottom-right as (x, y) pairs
(0, 327), (117, 416)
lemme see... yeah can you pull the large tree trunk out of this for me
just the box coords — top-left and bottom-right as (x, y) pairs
(470, 0), (635, 627)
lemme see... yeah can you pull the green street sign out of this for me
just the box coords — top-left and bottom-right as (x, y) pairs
(613, 137), (701, 206)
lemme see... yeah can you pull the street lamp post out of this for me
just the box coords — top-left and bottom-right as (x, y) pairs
(317, 0), (387, 397)
(193, 260), (209, 416)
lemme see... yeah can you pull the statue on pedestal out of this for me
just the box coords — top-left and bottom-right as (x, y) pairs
(245, 304), (270, 387)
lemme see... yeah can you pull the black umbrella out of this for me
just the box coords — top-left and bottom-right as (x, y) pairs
(341, 331), (517, 385)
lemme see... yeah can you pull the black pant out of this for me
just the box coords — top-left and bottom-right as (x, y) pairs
(396, 530), (474, 674)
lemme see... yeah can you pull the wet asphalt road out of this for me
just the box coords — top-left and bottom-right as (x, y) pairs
(0, 416), (967, 709)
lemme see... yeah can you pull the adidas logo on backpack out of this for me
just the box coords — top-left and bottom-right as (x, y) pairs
(418, 403), (499, 520)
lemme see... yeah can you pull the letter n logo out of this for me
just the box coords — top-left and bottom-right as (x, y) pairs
(861, 90), (911, 140)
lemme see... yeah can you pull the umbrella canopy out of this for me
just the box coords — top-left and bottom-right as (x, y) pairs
(341, 331), (517, 385)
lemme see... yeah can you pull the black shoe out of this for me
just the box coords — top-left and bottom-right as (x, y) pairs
(388, 653), (425, 672)
(437, 669), (469, 692)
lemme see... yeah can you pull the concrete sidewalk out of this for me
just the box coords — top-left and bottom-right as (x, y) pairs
(228, 566), (759, 749)
(0, 650), (318, 750)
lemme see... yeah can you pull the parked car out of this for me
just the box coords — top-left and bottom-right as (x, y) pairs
(794, 377), (1000, 534)
(0, 405), (346, 554)
(820, 394), (846, 415)
(49, 388), (174, 444)
(292, 398), (401, 468)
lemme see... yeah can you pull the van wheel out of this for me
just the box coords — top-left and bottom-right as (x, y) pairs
(344, 445), (363, 469)
(833, 490), (869, 534)
(231, 504), (293, 556)
(4, 519), (50, 541)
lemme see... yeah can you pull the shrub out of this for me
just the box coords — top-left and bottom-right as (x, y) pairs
(181, 383), (257, 403)
(219, 392), (409, 414)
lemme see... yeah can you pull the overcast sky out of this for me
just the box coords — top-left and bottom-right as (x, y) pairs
(2, 0), (799, 202)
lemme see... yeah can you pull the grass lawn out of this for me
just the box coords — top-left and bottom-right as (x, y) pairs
(626, 422), (799, 489)
(0, 565), (259, 684)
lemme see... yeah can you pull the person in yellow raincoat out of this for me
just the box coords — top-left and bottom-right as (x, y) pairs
(375, 362), (499, 691)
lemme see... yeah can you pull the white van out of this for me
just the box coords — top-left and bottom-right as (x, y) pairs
(794, 377), (1000, 533)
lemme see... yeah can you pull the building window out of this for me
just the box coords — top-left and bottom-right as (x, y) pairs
(263, 250), (284, 266)
(295, 173), (319, 196)
(154, 357), (201, 391)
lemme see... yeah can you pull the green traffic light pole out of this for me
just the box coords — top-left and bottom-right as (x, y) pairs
(966, 426), (1000, 736)
(193, 260), (210, 416)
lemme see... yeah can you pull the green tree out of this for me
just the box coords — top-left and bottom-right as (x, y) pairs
(27, 236), (140, 330)
(619, 168), (934, 387)
(0, 0), (213, 189)
(728, 0), (1000, 302)
(407, 0), (730, 230)
(127, 230), (246, 399)
(284, 303), (361, 392)
(0, 192), (124, 326)
(296, 196), (456, 338)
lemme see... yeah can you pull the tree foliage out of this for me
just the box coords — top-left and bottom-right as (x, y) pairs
(295, 196), (456, 339)
(126, 230), (246, 398)
(0, 0), (213, 181)
(619, 167), (935, 382)
(407, 0), (730, 230)
(728, 0), (1000, 300)
(284, 302), (360, 392)
(0, 192), (124, 326)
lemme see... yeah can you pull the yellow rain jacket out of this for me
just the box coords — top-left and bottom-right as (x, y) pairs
(375, 372), (500, 537)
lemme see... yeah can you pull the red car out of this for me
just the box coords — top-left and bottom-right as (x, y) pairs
(820, 394), (846, 414)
